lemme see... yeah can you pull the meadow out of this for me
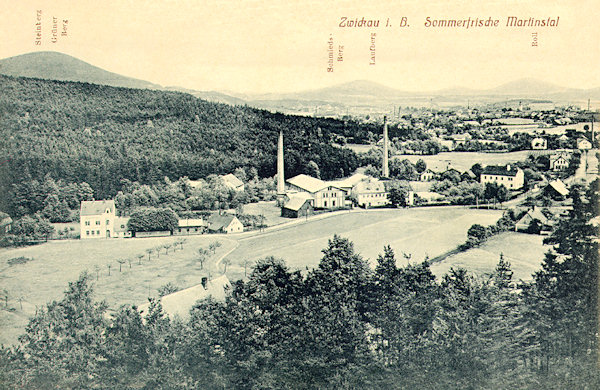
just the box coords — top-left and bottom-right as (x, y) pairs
(2, 206), (551, 346)
(397, 150), (547, 172)
(222, 207), (504, 279)
(0, 235), (236, 345)
(430, 231), (548, 281)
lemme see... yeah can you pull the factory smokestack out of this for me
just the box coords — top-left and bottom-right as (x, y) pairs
(382, 116), (389, 178)
(277, 129), (285, 194)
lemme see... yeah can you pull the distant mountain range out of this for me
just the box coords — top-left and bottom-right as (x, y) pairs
(1, 51), (598, 111)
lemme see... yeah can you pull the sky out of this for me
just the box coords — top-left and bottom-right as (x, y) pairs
(1, 0), (599, 94)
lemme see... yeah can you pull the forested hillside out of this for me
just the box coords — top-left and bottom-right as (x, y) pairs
(0, 75), (365, 214)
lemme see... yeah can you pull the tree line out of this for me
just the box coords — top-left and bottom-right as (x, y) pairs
(0, 75), (364, 214)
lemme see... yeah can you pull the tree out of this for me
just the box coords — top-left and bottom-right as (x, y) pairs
(306, 160), (321, 179)
(467, 224), (487, 242)
(137, 254), (145, 265)
(158, 282), (179, 297)
(17, 273), (108, 387)
(127, 207), (178, 233)
(209, 241), (222, 254)
(222, 258), (231, 273)
(387, 180), (410, 207)
(197, 248), (209, 269)
(415, 158), (427, 173)
(117, 259), (126, 272)
(145, 248), (153, 261)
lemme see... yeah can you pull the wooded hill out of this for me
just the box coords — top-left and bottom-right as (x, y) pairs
(0, 74), (372, 213)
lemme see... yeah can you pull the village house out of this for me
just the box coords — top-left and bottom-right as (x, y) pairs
(419, 169), (436, 181)
(221, 173), (245, 192)
(286, 174), (345, 209)
(550, 152), (570, 171)
(281, 193), (314, 218)
(80, 200), (117, 239)
(449, 133), (472, 149)
(543, 179), (569, 200)
(352, 178), (389, 208)
(174, 218), (206, 235)
(480, 164), (524, 190)
(207, 214), (244, 234)
(114, 216), (132, 238)
(515, 206), (553, 234)
(577, 137), (592, 150)
(531, 137), (547, 150)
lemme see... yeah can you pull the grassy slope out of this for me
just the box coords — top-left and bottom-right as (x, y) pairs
(430, 231), (548, 281)
(0, 235), (236, 345)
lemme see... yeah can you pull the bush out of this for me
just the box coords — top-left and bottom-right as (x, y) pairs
(127, 207), (178, 233)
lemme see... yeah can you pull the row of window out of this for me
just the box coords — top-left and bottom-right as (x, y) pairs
(362, 193), (386, 198)
(322, 192), (339, 198)
(483, 175), (514, 181)
(84, 220), (111, 226)
(86, 230), (101, 236)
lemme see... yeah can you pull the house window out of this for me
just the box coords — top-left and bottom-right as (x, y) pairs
(86, 230), (90, 235)
(324, 201), (328, 207)
(333, 200), (336, 207)
(91, 230), (94, 235)
(97, 230), (100, 235)
(85, 221), (90, 226)
(106, 220), (110, 225)
(96, 221), (100, 225)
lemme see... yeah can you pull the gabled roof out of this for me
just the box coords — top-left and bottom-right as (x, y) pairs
(287, 174), (328, 193)
(328, 173), (369, 189)
(354, 179), (386, 193)
(547, 180), (569, 197)
(138, 275), (230, 320)
(283, 196), (313, 211)
(222, 173), (244, 188)
(208, 215), (238, 231)
(178, 218), (205, 228)
(114, 217), (130, 232)
(80, 200), (115, 216)
(482, 165), (521, 177)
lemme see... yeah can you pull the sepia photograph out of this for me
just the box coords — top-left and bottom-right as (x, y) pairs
(0, 0), (598, 388)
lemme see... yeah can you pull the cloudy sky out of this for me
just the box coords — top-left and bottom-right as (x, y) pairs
(1, 0), (598, 94)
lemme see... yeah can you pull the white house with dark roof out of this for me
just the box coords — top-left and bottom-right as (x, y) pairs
(80, 200), (117, 239)
(480, 165), (524, 190)
(550, 152), (570, 171)
(286, 174), (345, 209)
(207, 214), (244, 234)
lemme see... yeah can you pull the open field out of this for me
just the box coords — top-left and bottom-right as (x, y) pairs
(344, 143), (377, 153)
(397, 150), (548, 172)
(0, 206), (509, 346)
(242, 201), (288, 227)
(430, 232), (549, 281)
(223, 207), (503, 279)
(0, 235), (236, 345)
